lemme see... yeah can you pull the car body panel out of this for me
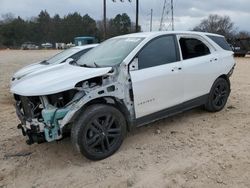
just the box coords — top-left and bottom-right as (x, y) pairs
(13, 62), (46, 81)
(11, 63), (112, 96)
(178, 34), (235, 102)
(128, 32), (235, 118)
(12, 44), (99, 84)
(130, 61), (183, 118)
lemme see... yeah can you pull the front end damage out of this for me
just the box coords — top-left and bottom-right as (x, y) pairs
(13, 70), (134, 145)
(14, 89), (81, 144)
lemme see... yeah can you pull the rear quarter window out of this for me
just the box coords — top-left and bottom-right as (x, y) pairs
(207, 35), (232, 51)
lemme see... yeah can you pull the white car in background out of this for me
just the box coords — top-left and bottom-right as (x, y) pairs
(11, 31), (235, 160)
(11, 44), (99, 85)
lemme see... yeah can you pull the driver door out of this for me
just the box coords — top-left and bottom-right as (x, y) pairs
(130, 35), (184, 118)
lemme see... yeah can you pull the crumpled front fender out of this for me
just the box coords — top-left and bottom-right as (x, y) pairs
(60, 83), (124, 128)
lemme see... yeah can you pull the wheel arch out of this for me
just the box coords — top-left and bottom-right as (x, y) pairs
(207, 74), (231, 100)
(68, 96), (132, 132)
(218, 74), (231, 89)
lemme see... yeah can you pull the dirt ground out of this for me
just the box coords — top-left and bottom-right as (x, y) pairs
(0, 50), (250, 188)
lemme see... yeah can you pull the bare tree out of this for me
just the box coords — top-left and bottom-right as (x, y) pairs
(236, 31), (250, 39)
(193, 14), (236, 38)
(1, 13), (15, 24)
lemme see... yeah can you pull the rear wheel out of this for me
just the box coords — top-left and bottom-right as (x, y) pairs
(71, 104), (126, 160)
(205, 78), (230, 112)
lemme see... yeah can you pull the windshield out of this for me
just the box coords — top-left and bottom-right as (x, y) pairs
(43, 48), (80, 64)
(77, 37), (144, 67)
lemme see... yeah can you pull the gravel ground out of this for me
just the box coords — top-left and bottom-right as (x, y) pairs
(0, 50), (250, 188)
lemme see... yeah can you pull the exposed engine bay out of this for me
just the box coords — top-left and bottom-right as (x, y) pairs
(15, 89), (80, 144)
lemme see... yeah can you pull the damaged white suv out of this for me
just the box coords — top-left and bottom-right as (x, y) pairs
(11, 31), (235, 160)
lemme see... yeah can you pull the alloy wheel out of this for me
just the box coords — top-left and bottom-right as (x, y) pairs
(84, 114), (121, 154)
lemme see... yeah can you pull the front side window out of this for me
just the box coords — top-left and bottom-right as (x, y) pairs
(179, 38), (210, 60)
(138, 35), (179, 69)
(77, 37), (144, 67)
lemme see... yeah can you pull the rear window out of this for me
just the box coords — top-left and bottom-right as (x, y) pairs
(207, 35), (232, 51)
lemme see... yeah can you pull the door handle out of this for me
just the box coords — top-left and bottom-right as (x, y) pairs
(172, 67), (182, 72)
(210, 58), (218, 62)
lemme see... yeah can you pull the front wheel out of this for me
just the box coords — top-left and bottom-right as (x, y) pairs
(205, 78), (230, 112)
(71, 104), (126, 160)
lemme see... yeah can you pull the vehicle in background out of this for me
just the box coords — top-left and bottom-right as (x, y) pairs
(229, 38), (250, 57)
(41, 43), (53, 49)
(21, 42), (39, 50)
(11, 31), (235, 160)
(11, 44), (98, 85)
(74, 36), (98, 46)
(66, 42), (75, 48)
(55, 43), (67, 49)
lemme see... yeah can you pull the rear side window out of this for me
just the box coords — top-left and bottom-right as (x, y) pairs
(138, 35), (179, 69)
(207, 35), (232, 51)
(179, 38), (210, 60)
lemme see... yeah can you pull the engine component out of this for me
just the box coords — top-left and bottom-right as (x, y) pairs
(42, 105), (69, 142)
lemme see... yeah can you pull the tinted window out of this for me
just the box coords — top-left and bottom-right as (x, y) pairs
(207, 35), (232, 51)
(179, 38), (210, 60)
(138, 35), (178, 69)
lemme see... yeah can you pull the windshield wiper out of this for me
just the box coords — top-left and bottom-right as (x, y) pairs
(80, 64), (94, 68)
(94, 62), (100, 68)
(40, 60), (49, 65)
(69, 60), (77, 65)
(78, 62), (100, 68)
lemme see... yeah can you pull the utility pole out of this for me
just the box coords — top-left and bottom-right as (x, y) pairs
(135, 0), (139, 32)
(111, 0), (139, 32)
(150, 9), (153, 32)
(103, 0), (107, 39)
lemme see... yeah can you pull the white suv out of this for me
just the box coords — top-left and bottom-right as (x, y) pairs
(11, 31), (235, 160)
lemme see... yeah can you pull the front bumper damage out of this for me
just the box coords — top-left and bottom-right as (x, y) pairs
(15, 101), (46, 144)
(15, 96), (71, 145)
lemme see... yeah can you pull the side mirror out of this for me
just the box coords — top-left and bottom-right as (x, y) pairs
(129, 58), (139, 71)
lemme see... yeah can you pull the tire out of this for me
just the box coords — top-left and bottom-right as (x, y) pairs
(205, 78), (230, 112)
(71, 104), (126, 160)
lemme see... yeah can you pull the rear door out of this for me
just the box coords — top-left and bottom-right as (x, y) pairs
(130, 35), (183, 118)
(177, 35), (218, 102)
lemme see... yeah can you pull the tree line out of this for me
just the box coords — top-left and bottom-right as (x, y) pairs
(0, 10), (137, 48)
(1, 11), (250, 49)
(193, 14), (250, 40)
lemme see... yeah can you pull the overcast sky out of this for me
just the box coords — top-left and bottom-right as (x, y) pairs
(1, 0), (250, 32)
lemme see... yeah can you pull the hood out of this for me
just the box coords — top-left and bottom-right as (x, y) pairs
(11, 63), (112, 96)
(13, 62), (46, 80)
